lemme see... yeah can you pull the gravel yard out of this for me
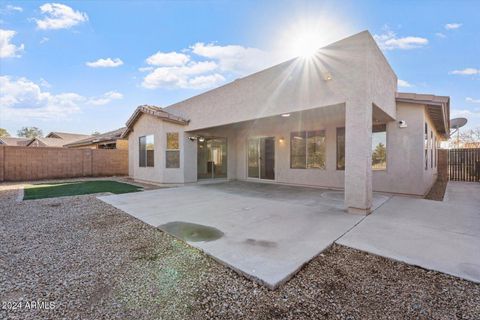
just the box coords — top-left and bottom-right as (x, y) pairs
(1, 182), (479, 320)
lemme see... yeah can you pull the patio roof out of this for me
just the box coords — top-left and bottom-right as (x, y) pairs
(396, 92), (450, 138)
(122, 105), (190, 138)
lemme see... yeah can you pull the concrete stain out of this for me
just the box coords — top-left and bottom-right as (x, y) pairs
(245, 238), (277, 248)
(159, 221), (224, 242)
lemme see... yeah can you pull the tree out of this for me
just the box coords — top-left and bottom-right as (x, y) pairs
(0, 128), (10, 137)
(17, 127), (43, 138)
(372, 142), (387, 167)
(448, 127), (480, 148)
(459, 127), (480, 148)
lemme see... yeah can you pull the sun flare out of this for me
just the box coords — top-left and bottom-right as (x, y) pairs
(290, 31), (322, 57)
(270, 11), (354, 60)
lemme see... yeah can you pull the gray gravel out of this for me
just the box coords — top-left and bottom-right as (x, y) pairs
(1, 181), (479, 320)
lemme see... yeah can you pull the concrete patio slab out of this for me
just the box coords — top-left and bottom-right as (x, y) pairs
(338, 182), (480, 283)
(99, 181), (390, 289)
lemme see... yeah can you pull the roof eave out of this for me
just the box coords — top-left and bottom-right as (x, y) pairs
(122, 106), (190, 138)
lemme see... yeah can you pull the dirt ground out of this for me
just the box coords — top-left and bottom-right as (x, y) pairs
(425, 178), (448, 201)
(1, 181), (478, 320)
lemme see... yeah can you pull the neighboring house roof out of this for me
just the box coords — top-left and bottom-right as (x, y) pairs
(46, 132), (91, 140)
(0, 137), (30, 146)
(26, 137), (70, 147)
(122, 105), (190, 138)
(26, 135), (92, 148)
(25, 131), (92, 147)
(396, 92), (450, 138)
(64, 127), (126, 148)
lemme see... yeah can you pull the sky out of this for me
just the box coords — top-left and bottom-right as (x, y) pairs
(1, 0), (479, 137)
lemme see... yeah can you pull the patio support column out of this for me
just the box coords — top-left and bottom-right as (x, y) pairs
(344, 98), (373, 214)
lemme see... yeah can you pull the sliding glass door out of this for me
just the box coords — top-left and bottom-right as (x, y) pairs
(247, 137), (275, 180)
(197, 138), (227, 179)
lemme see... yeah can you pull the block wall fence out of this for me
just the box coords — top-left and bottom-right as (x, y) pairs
(0, 146), (128, 182)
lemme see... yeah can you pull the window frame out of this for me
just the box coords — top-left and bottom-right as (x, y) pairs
(424, 123), (428, 170)
(139, 134), (154, 168)
(372, 124), (387, 171)
(290, 130), (326, 169)
(336, 127), (345, 171)
(166, 132), (180, 169)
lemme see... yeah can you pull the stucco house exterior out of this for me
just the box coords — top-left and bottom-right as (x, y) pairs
(122, 31), (450, 214)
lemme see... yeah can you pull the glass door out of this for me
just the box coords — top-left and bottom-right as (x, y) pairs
(197, 137), (227, 179)
(247, 137), (275, 180)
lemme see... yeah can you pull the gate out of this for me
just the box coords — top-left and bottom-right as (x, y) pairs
(448, 148), (480, 182)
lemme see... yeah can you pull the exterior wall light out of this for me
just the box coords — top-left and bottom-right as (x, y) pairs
(323, 72), (332, 81)
(281, 113), (291, 117)
(198, 137), (205, 142)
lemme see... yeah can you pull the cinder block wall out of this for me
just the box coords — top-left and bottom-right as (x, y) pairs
(437, 149), (448, 182)
(0, 146), (128, 182)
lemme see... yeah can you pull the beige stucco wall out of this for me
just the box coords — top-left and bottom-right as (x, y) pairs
(128, 114), (187, 184)
(128, 102), (440, 196)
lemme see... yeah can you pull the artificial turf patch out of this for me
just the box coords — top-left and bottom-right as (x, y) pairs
(24, 180), (142, 200)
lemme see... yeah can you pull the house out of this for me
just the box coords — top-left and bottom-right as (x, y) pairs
(0, 137), (30, 146)
(122, 31), (450, 214)
(26, 132), (91, 148)
(63, 127), (128, 149)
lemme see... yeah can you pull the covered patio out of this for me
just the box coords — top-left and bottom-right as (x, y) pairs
(99, 181), (390, 289)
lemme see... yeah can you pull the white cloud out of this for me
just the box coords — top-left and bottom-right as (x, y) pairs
(1, 5), (23, 13)
(0, 75), (84, 120)
(35, 3), (88, 30)
(39, 78), (51, 88)
(435, 32), (446, 38)
(146, 51), (190, 66)
(138, 66), (154, 72)
(450, 68), (480, 75)
(142, 61), (222, 89)
(445, 23), (462, 30)
(89, 91), (123, 105)
(0, 29), (24, 58)
(141, 42), (273, 90)
(188, 74), (226, 89)
(374, 30), (428, 50)
(398, 79), (413, 88)
(466, 97), (480, 104)
(40, 37), (49, 44)
(86, 57), (123, 68)
(191, 42), (271, 74)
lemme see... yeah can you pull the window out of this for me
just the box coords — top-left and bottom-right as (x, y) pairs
(166, 132), (180, 168)
(336, 127), (345, 170)
(139, 135), (154, 167)
(372, 124), (387, 170)
(307, 130), (326, 168)
(424, 123), (428, 170)
(429, 131), (433, 168)
(290, 130), (326, 169)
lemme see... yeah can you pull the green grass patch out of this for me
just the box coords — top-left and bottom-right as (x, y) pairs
(24, 180), (142, 200)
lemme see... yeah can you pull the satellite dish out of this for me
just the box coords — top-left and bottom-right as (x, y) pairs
(449, 117), (468, 145)
(450, 117), (467, 130)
